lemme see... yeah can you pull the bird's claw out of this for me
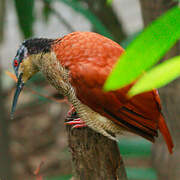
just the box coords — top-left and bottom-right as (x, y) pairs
(67, 106), (76, 116)
(66, 106), (87, 129)
(65, 118), (87, 129)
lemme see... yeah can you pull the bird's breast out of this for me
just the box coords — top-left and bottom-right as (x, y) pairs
(39, 51), (124, 140)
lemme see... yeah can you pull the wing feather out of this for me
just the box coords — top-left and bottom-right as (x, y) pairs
(53, 32), (173, 152)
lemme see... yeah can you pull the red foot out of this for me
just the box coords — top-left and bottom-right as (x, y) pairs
(65, 118), (87, 129)
(67, 106), (76, 116)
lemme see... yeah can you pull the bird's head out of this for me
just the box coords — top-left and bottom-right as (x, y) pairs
(11, 38), (54, 118)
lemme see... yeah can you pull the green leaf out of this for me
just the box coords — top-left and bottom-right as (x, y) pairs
(42, 1), (52, 23)
(104, 6), (180, 91)
(128, 56), (180, 97)
(14, 0), (34, 38)
(106, 0), (113, 5)
(118, 138), (151, 157)
(46, 175), (72, 180)
(126, 168), (157, 180)
(121, 31), (141, 48)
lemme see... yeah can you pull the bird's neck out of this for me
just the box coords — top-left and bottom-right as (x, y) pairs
(32, 51), (75, 99)
(31, 51), (123, 140)
(32, 51), (91, 117)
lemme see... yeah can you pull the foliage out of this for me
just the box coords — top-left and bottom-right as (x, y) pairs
(46, 175), (72, 180)
(128, 55), (180, 97)
(104, 6), (180, 94)
(126, 168), (157, 180)
(118, 138), (151, 157)
(14, 0), (34, 38)
(42, 1), (52, 22)
(106, 0), (113, 5)
(14, 0), (113, 39)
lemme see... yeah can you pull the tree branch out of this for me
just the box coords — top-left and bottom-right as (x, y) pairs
(65, 112), (127, 180)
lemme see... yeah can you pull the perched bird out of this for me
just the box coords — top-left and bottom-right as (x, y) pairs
(11, 32), (174, 153)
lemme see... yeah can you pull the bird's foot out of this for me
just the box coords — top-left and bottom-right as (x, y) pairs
(65, 118), (87, 129)
(65, 105), (87, 129)
(67, 105), (76, 116)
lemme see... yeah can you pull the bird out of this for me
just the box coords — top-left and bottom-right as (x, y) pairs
(11, 31), (174, 153)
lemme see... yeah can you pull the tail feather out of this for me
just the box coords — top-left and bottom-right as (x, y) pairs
(159, 114), (174, 154)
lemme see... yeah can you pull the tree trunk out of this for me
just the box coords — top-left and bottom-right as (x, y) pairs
(139, 1), (180, 180)
(65, 112), (128, 180)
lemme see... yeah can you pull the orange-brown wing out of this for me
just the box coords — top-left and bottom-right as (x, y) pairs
(69, 62), (158, 140)
(53, 32), (173, 153)
(121, 90), (173, 153)
(69, 64), (173, 153)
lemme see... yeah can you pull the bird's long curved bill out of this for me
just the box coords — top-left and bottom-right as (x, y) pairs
(11, 73), (24, 119)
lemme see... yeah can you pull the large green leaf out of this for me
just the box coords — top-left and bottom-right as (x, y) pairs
(14, 0), (34, 38)
(128, 56), (180, 97)
(104, 6), (180, 91)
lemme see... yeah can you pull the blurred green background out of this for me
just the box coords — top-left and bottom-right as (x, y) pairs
(0, 0), (179, 180)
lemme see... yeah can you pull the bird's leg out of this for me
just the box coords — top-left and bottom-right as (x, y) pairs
(65, 106), (87, 129)
(67, 105), (76, 116)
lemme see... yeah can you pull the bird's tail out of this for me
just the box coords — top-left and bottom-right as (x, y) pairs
(159, 114), (174, 154)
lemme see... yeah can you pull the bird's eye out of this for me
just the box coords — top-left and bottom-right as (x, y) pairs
(14, 60), (18, 67)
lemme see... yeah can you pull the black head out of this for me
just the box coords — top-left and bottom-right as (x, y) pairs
(11, 38), (54, 118)
(13, 38), (54, 78)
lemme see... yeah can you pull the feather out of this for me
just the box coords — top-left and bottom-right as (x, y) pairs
(53, 31), (173, 153)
